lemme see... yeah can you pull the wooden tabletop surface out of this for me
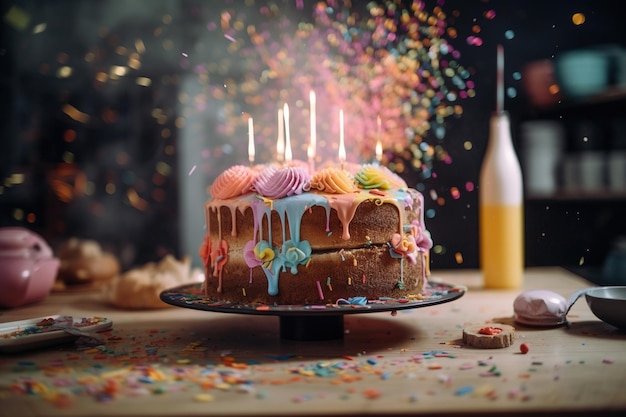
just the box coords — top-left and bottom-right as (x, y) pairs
(1, 267), (625, 416)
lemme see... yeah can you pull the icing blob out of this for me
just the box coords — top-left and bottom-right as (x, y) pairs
(513, 289), (567, 326)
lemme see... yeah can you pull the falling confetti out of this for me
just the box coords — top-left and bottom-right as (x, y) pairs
(199, 0), (478, 177)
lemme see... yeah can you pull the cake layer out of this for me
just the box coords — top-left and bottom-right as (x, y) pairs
(203, 246), (427, 305)
(206, 188), (425, 251)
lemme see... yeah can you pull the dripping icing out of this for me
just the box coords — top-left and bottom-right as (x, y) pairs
(205, 187), (426, 297)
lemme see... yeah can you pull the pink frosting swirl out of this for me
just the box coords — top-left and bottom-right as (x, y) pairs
(210, 165), (257, 199)
(253, 165), (311, 199)
(252, 165), (278, 194)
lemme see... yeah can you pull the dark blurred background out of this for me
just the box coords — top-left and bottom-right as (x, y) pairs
(1, 0), (626, 283)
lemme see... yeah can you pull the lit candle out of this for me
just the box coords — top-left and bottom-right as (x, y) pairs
(308, 90), (316, 170)
(338, 109), (345, 170)
(276, 108), (284, 162)
(283, 103), (292, 163)
(248, 116), (255, 166)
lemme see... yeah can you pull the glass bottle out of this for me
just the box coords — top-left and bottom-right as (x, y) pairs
(479, 111), (524, 289)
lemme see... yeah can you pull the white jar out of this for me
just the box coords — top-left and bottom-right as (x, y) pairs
(520, 120), (565, 195)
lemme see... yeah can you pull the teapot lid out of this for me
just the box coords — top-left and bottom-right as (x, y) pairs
(0, 227), (54, 259)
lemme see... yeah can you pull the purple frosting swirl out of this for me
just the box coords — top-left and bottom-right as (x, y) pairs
(253, 165), (311, 199)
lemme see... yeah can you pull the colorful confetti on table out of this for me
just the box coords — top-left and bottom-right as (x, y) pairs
(0, 320), (620, 410)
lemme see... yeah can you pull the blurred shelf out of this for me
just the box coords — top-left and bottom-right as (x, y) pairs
(526, 189), (626, 202)
(582, 86), (626, 105)
(526, 86), (626, 118)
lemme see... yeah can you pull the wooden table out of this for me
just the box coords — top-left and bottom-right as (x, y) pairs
(1, 267), (625, 416)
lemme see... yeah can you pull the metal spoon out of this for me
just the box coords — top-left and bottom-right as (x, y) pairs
(513, 288), (589, 326)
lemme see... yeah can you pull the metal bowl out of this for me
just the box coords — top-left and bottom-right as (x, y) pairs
(585, 286), (626, 331)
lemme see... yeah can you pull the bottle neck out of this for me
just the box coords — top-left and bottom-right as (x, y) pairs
(480, 111), (523, 205)
(488, 111), (513, 150)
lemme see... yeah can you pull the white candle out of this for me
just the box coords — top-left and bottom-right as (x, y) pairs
(308, 90), (316, 163)
(338, 109), (346, 168)
(283, 103), (292, 163)
(276, 108), (284, 162)
(248, 116), (255, 165)
(376, 115), (382, 164)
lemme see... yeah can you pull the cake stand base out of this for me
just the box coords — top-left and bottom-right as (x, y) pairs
(159, 281), (465, 342)
(279, 315), (344, 341)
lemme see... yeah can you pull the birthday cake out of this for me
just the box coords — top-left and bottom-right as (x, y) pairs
(199, 162), (432, 305)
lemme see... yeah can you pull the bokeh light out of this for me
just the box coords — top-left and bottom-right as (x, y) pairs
(572, 13), (586, 25)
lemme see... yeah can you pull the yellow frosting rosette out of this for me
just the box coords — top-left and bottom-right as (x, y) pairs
(310, 167), (356, 194)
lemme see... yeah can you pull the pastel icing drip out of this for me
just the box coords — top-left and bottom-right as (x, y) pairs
(327, 188), (408, 240)
(210, 165), (257, 199)
(310, 167), (357, 194)
(252, 238), (312, 296)
(326, 193), (362, 240)
(411, 219), (433, 252)
(247, 193), (328, 295)
(207, 197), (253, 238)
(198, 234), (228, 293)
(272, 194), (328, 243)
(253, 165), (311, 199)
(368, 189), (409, 236)
(203, 196), (256, 293)
(199, 235), (211, 267)
(408, 194), (433, 252)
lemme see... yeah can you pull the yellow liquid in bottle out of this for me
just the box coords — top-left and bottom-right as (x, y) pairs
(479, 204), (524, 289)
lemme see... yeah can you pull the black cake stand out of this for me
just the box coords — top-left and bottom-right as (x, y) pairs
(160, 282), (465, 341)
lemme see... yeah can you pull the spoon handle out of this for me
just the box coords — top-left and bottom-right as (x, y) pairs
(565, 288), (589, 317)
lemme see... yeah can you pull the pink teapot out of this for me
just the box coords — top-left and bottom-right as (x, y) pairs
(0, 227), (59, 308)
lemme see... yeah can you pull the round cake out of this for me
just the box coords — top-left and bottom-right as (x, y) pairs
(199, 162), (432, 305)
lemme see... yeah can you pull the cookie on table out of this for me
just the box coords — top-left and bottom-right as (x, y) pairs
(103, 255), (204, 309)
(56, 238), (120, 288)
(462, 324), (516, 348)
